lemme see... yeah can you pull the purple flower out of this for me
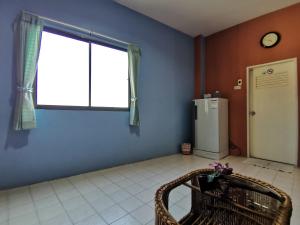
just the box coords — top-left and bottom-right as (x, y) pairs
(209, 162), (233, 175)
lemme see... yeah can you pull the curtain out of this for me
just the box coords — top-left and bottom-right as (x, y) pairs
(128, 45), (141, 126)
(13, 13), (43, 130)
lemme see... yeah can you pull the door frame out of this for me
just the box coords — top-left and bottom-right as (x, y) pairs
(246, 57), (298, 164)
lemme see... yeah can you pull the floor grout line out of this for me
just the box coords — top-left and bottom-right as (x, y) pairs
(28, 185), (42, 225)
(50, 181), (77, 225)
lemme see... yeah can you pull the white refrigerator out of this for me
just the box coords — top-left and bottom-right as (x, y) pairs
(194, 98), (228, 160)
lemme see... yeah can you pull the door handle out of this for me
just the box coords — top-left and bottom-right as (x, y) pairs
(249, 111), (256, 116)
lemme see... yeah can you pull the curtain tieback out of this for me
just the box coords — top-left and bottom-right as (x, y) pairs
(131, 97), (138, 102)
(17, 86), (33, 93)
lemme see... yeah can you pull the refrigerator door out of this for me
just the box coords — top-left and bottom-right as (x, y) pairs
(195, 99), (219, 152)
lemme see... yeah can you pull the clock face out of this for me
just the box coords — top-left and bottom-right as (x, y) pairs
(261, 32), (280, 48)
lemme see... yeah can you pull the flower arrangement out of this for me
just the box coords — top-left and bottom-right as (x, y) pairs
(207, 162), (233, 183)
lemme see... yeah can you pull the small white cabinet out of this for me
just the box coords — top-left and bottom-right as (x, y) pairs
(194, 98), (228, 160)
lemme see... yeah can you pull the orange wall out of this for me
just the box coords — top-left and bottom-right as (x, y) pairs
(203, 3), (300, 162)
(194, 35), (204, 99)
(194, 36), (202, 98)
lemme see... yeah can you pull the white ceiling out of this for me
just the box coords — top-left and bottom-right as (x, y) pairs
(114, 0), (300, 37)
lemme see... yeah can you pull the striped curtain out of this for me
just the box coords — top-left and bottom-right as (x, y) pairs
(13, 13), (43, 130)
(128, 45), (141, 126)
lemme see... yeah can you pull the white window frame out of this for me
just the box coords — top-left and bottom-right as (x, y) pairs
(35, 27), (129, 111)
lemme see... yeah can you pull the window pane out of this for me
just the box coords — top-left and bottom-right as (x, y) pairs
(91, 43), (128, 108)
(37, 31), (89, 106)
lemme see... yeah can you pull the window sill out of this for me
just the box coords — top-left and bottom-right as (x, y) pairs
(35, 105), (129, 112)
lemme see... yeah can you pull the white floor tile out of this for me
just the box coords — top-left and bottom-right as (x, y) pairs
(116, 179), (134, 188)
(131, 204), (154, 225)
(291, 205), (300, 225)
(8, 190), (32, 208)
(37, 203), (66, 222)
(100, 205), (127, 224)
(0, 210), (8, 224)
(9, 212), (39, 225)
(135, 189), (155, 203)
(100, 183), (121, 195)
(8, 187), (29, 197)
(124, 183), (145, 195)
(105, 174), (125, 183)
(56, 189), (81, 202)
(66, 203), (95, 223)
(89, 177), (112, 189)
(34, 195), (60, 210)
(75, 182), (98, 195)
(175, 195), (191, 211)
(173, 185), (191, 196)
(0, 200), (7, 211)
(145, 219), (154, 225)
(89, 196), (115, 213)
(110, 189), (131, 203)
(8, 202), (35, 219)
(129, 175), (146, 183)
(31, 183), (55, 201)
(68, 175), (86, 184)
(118, 196), (144, 213)
(111, 214), (141, 225)
(51, 180), (74, 194)
(75, 214), (107, 225)
(147, 200), (155, 209)
(138, 177), (160, 189)
(62, 196), (86, 211)
(254, 168), (276, 183)
(169, 190), (184, 205)
(169, 204), (188, 221)
(81, 189), (106, 203)
(291, 192), (300, 206)
(40, 213), (71, 225)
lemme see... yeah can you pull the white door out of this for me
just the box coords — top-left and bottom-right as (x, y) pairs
(249, 58), (298, 165)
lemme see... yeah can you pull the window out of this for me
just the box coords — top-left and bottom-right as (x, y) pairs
(91, 43), (128, 108)
(37, 30), (129, 109)
(37, 31), (89, 107)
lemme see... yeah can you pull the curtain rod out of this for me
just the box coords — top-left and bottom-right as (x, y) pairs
(22, 10), (131, 46)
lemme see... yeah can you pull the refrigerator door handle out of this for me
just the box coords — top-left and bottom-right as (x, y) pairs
(194, 105), (197, 120)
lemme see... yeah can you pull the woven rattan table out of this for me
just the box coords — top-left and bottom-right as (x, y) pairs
(155, 169), (292, 225)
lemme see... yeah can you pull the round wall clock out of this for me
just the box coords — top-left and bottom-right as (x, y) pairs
(260, 32), (281, 48)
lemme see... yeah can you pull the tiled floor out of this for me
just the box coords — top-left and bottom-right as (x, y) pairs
(0, 154), (299, 225)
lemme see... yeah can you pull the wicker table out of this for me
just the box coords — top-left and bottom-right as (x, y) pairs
(155, 169), (292, 225)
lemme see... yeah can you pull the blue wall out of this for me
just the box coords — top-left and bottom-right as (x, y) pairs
(0, 0), (194, 189)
